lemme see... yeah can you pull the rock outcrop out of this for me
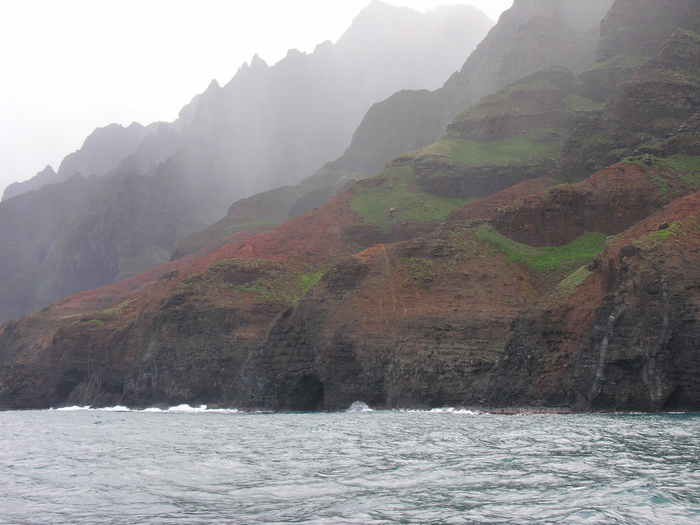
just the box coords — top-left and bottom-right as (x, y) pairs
(559, 26), (700, 181)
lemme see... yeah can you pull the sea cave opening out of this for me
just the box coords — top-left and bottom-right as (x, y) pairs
(662, 385), (684, 411)
(289, 374), (325, 412)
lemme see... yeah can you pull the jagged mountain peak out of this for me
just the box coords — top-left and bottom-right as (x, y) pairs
(249, 53), (269, 69)
(0, 1), (493, 324)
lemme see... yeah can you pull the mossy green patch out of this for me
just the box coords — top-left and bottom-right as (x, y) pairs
(476, 225), (607, 274)
(583, 54), (649, 72)
(579, 132), (611, 146)
(349, 167), (465, 232)
(461, 73), (568, 119)
(233, 267), (326, 304)
(177, 258), (328, 306)
(396, 257), (441, 283)
(634, 221), (683, 249)
(566, 93), (605, 113)
(655, 155), (700, 188)
(419, 132), (565, 168)
(646, 171), (676, 200)
(556, 266), (593, 296)
(98, 298), (137, 317)
(71, 318), (105, 328)
(622, 154), (700, 193)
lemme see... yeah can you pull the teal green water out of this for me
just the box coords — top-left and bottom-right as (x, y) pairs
(1, 408), (699, 524)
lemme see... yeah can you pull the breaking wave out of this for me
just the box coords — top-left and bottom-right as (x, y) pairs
(347, 401), (373, 412)
(53, 404), (239, 414)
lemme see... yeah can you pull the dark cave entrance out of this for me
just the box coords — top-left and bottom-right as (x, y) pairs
(289, 375), (325, 412)
(662, 386), (684, 411)
(55, 369), (88, 403)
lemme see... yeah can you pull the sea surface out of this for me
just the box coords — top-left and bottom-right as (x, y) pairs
(1, 406), (699, 524)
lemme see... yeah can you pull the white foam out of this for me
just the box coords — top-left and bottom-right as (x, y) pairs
(394, 407), (481, 414)
(162, 404), (238, 413)
(52, 404), (239, 414)
(347, 401), (373, 412)
(101, 405), (131, 412)
(429, 407), (481, 415)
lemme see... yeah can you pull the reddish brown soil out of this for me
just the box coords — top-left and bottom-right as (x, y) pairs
(495, 163), (697, 246)
(447, 177), (557, 221)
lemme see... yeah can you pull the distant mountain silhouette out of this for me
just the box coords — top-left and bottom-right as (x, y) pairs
(172, 0), (616, 259)
(0, 1), (493, 323)
(2, 122), (159, 202)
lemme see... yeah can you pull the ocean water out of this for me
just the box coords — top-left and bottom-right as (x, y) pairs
(1, 407), (699, 524)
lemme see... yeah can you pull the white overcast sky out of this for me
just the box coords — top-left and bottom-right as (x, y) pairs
(0, 0), (512, 192)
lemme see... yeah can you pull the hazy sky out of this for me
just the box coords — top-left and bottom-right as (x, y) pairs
(0, 0), (512, 193)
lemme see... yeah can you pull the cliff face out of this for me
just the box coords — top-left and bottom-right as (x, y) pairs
(480, 191), (700, 412)
(0, 174), (100, 321)
(596, 0), (700, 62)
(0, 181), (454, 409)
(493, 161), (698, 247)
(1, 0), (699, 412)
(242, 228), (546, 410)
(559, 27), (700, 181)
(3, 152), (698, 411)
(387, 66), (583, 201)
(236, 164), (700, 413)
(570, 194), (700, 411)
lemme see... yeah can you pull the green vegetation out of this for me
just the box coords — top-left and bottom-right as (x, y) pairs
(634, 221), (683, 249)
(396, 257), (441, 283)
(566, 93), (605, 113)
(579, 132), (611, 146)
(622, 154), (700, 197)
(463, 75), (565, 119)
(655, 155), (700, 188)
(71, 318), (106, 328)
(583, 54), (649, 72)
(418, 132), (565, 168)
(177, 258), (328, 306)
(233, 268), (326, 304)
(349, 166), (465, 231)
(98, 298), (137, 317)
(556, 266), (594, 295)
(646, 171), (675, 200)
(476, 225), (607, 274)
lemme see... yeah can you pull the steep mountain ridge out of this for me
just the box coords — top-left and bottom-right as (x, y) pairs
(164, 2), (493, 206)
(171, 0), (615, 259)
(558, 28), (700, 181)
(1, 122), (161, 202)
(0, 3), (492, 324)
